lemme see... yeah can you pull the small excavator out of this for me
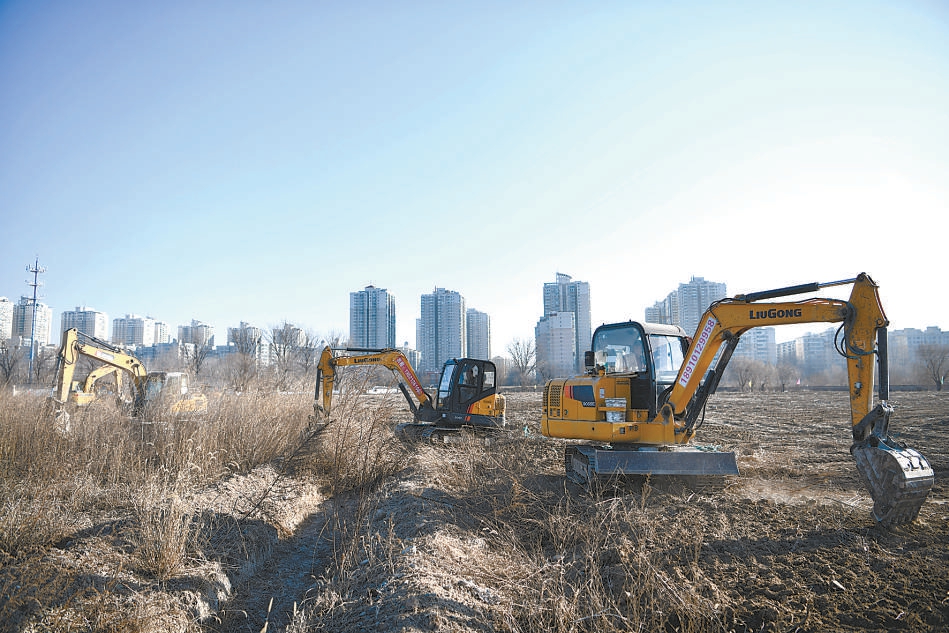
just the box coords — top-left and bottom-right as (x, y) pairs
(313, 346), (506, 441)
(542, 273), (933, 526)
(48, 328), (208, 427)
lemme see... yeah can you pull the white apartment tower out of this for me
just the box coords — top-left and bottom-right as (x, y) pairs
(61, 306), (109, 340)
(645, 291), (680, 328)
(541, 273), (591, 373)
(112, 314), (156, 347)
(417, 288), (466, 375)
(179, 320), (215, 347)
(227, 321), (271, 366)
(466, 308), (491, 360)
(12, 296), (53, 346)
(153, 321), (172, 345)
(535, 312), (577, 379)
(349, 285), (396, 348)
(0, 297), (13, 341)
(677, 276), (727, 336)
(733, 327), (777, 364)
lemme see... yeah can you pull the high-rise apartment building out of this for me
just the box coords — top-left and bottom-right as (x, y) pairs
(0, 297), (13, 341)
(112, 314), (156, 347)
(733, 327), (777, 364)
(153, 321), (171, 345)
(535, 312), (577, 379)
(645, 291), (680, 327)
(227, 321), (271, 366)
(677, 277), (727, 336)
(417, 288), (466, 375)
(776, 328), (839, 379)
(646, 276), (727, 336)
(889, 326), (949, 370)
(12, 296), (53, 346)
(179, 320), (215, 347)
(466, 308), (491, 360)
(349, 285), (396, 348)
(61, 306), (109, 340)
(540, 273), (591, 373)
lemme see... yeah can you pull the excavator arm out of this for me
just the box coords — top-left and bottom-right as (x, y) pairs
(49, 328), (150, 420)
(314, 347), (437, 422)
(665, 274), (883, 436)
(666, 273), (933, 525)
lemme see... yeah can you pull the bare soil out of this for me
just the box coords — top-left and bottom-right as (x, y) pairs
(5, 390), (948, 632)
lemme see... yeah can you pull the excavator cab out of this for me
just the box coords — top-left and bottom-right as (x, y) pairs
(585, 322), (689, 418)
(434, 358), (505, 428)
(140, 372), (208, 417)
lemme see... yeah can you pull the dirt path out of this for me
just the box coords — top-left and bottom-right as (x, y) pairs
(207, 508), (334, 633)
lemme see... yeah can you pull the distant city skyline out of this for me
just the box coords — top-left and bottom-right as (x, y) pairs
(5, 267), (949, 353)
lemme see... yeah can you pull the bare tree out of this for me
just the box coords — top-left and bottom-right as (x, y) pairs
(228, 328), (262, 392)
(182, 341), (214, 378)
(297, 329), (321, 377)
(270, 321), (303, 391)
(917, 344), (949, 391)
(0, 340), (22, 389)
(30, 346), (57, 386)
(726, 357), (756, 392)
(775, 361), (800, 392)
(506, 338), (536, 387)
(322, 329), (347, 348)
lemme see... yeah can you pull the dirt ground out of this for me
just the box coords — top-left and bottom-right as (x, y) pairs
(6, 389), (948, 632)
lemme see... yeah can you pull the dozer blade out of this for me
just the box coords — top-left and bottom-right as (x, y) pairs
(565, 445), (739, 486)
(395, 422), (472, 444)
(851, 437), (933, 527)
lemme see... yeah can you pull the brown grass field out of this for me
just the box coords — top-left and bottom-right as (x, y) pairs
(1, 387), (946, 632)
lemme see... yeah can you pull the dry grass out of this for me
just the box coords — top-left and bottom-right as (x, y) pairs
(4, 389), (947, 632)
(0, 388), (318, 631)
(290, 423), (731, 633)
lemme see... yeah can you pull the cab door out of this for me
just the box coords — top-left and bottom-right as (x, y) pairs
(436, 358), (496, 419)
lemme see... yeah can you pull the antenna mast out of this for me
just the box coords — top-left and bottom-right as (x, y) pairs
(25, 257), (46, 385)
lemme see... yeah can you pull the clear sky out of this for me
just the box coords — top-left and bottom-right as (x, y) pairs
(2, 1), (947, 352)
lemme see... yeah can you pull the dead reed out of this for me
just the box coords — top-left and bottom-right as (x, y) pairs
(0, 387), (314, 630)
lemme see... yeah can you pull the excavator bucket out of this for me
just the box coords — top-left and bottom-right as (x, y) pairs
(851, 439), (933, 526)
(850, 402), (934, 526)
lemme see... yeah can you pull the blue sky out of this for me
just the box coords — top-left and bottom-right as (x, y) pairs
(2, 1), (947, 353)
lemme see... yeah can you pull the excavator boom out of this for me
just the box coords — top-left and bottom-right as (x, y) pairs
(314, 346), (438, 422)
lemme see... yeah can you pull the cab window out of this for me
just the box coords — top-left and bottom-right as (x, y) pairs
(649, 334), (686, 383)
(458, 361), (481, 402)
(592, 326), (647, 374)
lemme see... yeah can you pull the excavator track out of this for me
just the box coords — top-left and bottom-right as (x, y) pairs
(851, 438), (934, 526)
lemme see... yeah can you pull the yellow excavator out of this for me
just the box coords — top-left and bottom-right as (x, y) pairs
(542, 273), (933, 526)
(49, 328), (208, 424)
(314, 346), (506, 441)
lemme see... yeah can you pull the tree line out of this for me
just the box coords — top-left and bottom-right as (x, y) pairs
(2, 328), (947, 393)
